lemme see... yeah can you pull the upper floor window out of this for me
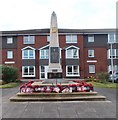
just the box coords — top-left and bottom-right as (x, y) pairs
(22, 50), (35, 59)
(7, 37), (13, 44)
(22, 46), (35, 59)
(23, 36), (35, 44)
(88, 49), (94, 57)
(47, 35), (50, 42)
(7, 51), (13, 59)
(40, 49), (49, 59)
(108, 33), (116, 43)
(66, 35), (77, 43)
(88, 35), (94, 42)
(108, 49), (118, 59)
(66, 46), (79, 58)
(66, 49), (78, 58)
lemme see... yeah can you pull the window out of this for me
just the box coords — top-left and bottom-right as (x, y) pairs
(108, 33), (116, 43)
(47, 35), (50, 42)
(89, 65), (95, 73)
(114, 65), (118, 72)
(66, 35), (77, 43)
(108, 49), (118, 59)
(66, 65), (79, 76)
(7, 37), (13, 44)
(66, 48), (78, 58)
(7, 51), (13, 59)
(23, 36), (35, 44)
(116, 34), (118, 43)
(41, 66), (45, 78)
(40, 66), (48, 79)
(40, 49), (49, 59)
(22, 49), (35, 59)
(88, 50), (94, 57)
(108, 65), (118, 73)
(88, 35), (94, 42)
(22, 66), (35, 77)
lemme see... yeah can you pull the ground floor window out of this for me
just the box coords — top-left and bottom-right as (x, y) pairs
(89, 65), (95, 73)
(22, 66), (35, 77)
(108, 65), (118, 73)
(66, 65), (79, 77)
(40, 66), (48, 79)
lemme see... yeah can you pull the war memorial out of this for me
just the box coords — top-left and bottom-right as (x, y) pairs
(10, 12), (106, 102)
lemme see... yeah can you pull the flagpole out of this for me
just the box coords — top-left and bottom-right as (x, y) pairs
(110, 43), (114, 83)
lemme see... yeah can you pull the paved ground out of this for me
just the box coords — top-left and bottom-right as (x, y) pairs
(0, 84), (117, 119)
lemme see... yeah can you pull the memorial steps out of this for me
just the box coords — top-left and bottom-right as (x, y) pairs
(9, 92), (106, 102)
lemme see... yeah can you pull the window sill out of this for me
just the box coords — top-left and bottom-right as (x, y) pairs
(23, 43), (35, 45)
(66, 57), (79, 59)
(22, 75), (35, 77)
(66, 42), (77, 44)
(22, 58), (35, 59)
(66, 74), (80, 77)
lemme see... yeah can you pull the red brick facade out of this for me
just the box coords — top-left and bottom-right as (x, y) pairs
(2, 28), (116, 80)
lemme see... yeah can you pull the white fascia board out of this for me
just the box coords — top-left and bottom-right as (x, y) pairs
(38, 44), (49, 50)
(21, 46), (36, 50)
(65, 45), (80, 50)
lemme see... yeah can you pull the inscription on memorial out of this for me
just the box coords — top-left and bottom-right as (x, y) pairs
(50, 47), (59, 63)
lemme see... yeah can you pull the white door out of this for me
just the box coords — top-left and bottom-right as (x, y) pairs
(40, 66), (48, 79)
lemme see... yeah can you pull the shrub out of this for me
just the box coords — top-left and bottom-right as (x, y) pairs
(84, 76), (95, 82)
(0, 65), (19, 83)
(96, 72), (109, 83)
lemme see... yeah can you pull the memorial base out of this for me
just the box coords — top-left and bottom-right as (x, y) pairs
(48, 72), (62, 79)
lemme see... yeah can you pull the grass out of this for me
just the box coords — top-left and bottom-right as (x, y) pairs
(0, 82), (20, 88)
(0, 81), (118, 89)
(87, 81), (118, 88)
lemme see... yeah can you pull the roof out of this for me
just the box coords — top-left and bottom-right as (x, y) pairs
(1, 28), (116, 36)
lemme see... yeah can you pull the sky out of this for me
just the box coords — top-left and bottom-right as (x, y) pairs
(0, 0), (117, 31)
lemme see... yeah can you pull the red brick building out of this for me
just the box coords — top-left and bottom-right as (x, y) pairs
(1, 28), (118, 80)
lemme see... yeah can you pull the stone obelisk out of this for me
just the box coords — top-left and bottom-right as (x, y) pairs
(48, 11), (62, 79)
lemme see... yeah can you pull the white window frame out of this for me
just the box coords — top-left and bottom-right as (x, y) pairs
(108, 33), (116, 43)
(22, 46), (35, 59)
(89, 65), (95, 73)
(88, 49), (94, 58)
(88, 35), (94, 42)
(66, 46), (79, 59)
(108, 65), (118, 73)
(66, 49), (78, 58)
(108, 49), (118, 59)
(47, 35), (50, 42)
(40, 66), (48, 79)
(40, 49), (49, 59)
(60, 48), (62, 58)
(22, 66), (35, 77)
(7, 37), (13, 44)
(7, 51), (13, 59)
(66, 65), (80, 77)
(23, 36), (35, 44)
(66, 35), (77, 43)
(22, 50), (35, 59)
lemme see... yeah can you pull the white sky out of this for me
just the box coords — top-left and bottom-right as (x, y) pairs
(0, 0), (117, 31)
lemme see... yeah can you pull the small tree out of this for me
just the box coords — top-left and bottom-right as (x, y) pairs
(96, 72), (109, 83)
(0, 65), (19, 83)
